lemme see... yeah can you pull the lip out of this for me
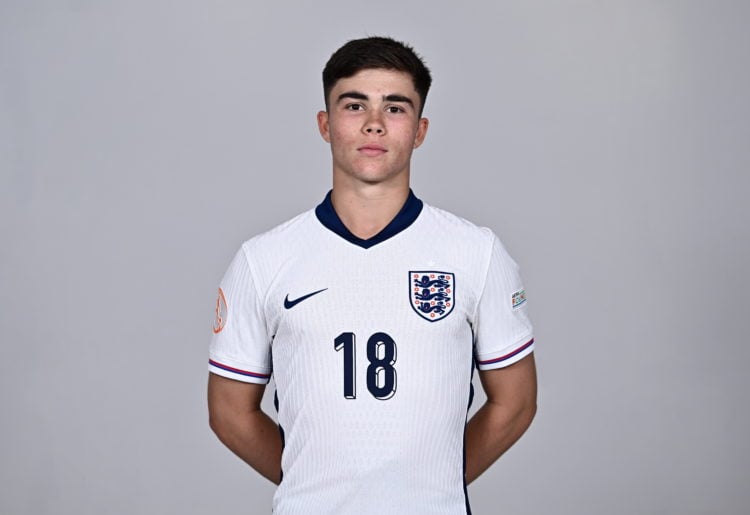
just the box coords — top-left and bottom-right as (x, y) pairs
(358, 144), (387, 156)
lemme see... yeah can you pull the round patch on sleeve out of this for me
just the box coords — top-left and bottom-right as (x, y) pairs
(213, 287), (228, 333)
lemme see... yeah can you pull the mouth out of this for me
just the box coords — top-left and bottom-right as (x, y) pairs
(358, 144), (387, 157)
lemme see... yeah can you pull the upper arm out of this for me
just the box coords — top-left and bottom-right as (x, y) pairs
(478, 352), (537, 411)
(473, 233), (535, 371)
(208, 372), (266, 430)
(207, 372), (282, 483)
(208, 247), (273, 385)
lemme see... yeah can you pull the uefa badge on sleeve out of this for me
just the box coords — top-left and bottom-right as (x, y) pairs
(409, 271), (455, 322)
(512, 289), (527, 309)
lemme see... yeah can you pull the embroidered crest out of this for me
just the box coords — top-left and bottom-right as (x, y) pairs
(213, 287), (228, 334)
(512, 289), (527, 309)
(409, 271), (455, 322)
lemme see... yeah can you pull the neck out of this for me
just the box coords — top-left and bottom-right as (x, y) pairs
(330, 180), (411, 240)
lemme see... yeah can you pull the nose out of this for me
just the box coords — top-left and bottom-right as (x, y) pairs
(363, 112), (385, 135)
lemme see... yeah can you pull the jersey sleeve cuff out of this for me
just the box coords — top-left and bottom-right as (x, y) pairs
(475, 337), (534, 371)
(208, 358), (271, 384)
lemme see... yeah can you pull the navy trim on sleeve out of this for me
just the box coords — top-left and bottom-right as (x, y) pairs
(315, 189), (423, 249)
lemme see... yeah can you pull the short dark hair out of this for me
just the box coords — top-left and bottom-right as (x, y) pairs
(322, 36), (432, 115)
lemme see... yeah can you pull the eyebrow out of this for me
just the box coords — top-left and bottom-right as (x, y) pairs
(337, 91), (415, 107)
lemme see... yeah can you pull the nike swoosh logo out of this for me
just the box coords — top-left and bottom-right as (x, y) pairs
(284, 288), (328, 309)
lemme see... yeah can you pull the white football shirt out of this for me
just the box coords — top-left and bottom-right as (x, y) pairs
(209, 191), (534, 514)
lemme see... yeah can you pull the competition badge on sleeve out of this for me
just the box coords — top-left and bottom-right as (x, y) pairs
(409, 271), (455, 322)
(511, 289), (527, 309)
(213, 287), (228, 334)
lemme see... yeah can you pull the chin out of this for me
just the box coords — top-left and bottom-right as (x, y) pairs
(356, 174), (400, 186)
(350, 167), (404, 184)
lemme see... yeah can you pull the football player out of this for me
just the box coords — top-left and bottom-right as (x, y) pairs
(208, 36), (537, 514)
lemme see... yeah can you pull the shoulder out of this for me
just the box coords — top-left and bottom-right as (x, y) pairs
(418, 202), (521, 284)
(419, 202), (497, 248)
(238, 208), (317, 259)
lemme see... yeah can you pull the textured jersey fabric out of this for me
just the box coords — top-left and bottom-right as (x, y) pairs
(209, 191), (534, 514)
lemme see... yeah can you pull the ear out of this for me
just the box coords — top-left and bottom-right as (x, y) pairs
(413, 117), (429, 149)
(317, 110), (331, 143)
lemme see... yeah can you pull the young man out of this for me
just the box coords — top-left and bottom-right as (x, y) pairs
(207, 37), (537, 514)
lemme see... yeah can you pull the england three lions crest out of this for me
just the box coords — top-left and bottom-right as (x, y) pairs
(410, 271), (455, 322)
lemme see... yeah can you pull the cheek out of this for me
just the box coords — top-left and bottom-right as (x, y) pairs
(394, 128), (419, 150)
(330, 126), (356, 148)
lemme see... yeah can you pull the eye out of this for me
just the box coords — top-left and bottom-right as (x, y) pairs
(346, 103), (365, 111)
(386, 106), (405, 114)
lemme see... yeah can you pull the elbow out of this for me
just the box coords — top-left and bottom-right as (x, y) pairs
(209, 413), (239, 450)
(520, 376), (538, 429)
(509, 395), (537, 434)
(520, 388), (538, 428)
(208, 406), (232, 444)
(523, 400), (537, 429)
(208, 412), (222, 437)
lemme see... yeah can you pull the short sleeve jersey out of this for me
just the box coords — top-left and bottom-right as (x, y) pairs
(209, 191), (534, 515)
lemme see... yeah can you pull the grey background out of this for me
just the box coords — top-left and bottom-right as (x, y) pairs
(1, 1), (748, 513)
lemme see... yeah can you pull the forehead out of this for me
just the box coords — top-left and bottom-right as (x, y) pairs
(330, 68), (418, 100)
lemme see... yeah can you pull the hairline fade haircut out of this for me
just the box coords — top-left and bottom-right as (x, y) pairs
(322, 36), (432, 116)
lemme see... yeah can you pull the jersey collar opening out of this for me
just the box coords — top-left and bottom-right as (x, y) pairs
(315, 190), (423, 249)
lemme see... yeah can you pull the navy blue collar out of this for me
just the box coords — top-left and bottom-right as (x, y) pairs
(315, 190), (423, 249)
